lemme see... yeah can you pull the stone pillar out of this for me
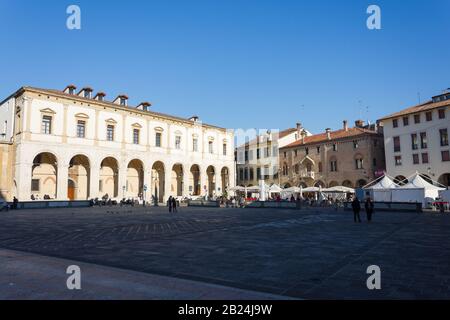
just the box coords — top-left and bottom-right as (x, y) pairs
(164, 169), (172, 203)
(200, 167), (207, 198)
(183, 169), (190, 197)
(89, 162), (100, 199)
(216, 174), (222, 197)
(117, 164), (127, 200)
(15, 162), (32, 202)
(56, 164), (69, 200)
(143, 168), (152, 203)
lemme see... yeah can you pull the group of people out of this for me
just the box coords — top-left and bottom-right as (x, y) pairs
(167, 196), (178, 212)
(351, 197), (374, 223)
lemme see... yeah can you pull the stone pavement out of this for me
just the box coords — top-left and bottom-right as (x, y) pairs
(0, 249), (289, 300)
(0, 206), (450, 299)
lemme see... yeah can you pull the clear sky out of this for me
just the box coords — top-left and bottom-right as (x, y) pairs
(0, 0), (449, 133)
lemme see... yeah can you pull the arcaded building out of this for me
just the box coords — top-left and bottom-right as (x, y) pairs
(278, 120), (386, 189)
(0, 85), (235, 202)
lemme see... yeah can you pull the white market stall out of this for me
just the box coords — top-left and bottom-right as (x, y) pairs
(364, 175), (399, 202)
(392, 173), (446, 206)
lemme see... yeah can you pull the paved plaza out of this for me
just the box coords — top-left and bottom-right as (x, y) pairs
(0, 206), (450, 299)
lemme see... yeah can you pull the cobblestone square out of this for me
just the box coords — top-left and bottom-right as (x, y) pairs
(1, 206), (449, 299)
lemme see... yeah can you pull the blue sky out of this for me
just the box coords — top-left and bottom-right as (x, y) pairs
(0, 0), (449, 133)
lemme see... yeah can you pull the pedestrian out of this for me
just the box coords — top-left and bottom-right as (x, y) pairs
(172, 196), (177, 213)
(13, 196), (19, 210)
(351, 197), (361, 223)
(365, 197), (374, 222)
(168, 196), (173, 212)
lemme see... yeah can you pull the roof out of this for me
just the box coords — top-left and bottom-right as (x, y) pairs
(4, 86), (227, 131)
(237, 127), (298, 148)
(379, 99), (450, 121)
(281, 127), (379, 149)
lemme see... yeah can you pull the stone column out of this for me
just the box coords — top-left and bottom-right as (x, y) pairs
(117, 164), (127, 200)
(143, 168), (152, 203)
(183, 169), (190, 197)
(164, 169), (172, 202)
(56, 164), (69, 201)
(89, 162), (100, 199)
(200, 167), (208, 198)
(15, 162), (32, 202)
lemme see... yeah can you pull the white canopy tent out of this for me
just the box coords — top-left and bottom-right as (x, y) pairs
(392, 173), (446, 205)
(363, 175), (399, 202)
(322, 186), (355, 193)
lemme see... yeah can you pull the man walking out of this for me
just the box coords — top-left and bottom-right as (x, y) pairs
(365, 197), (374, 222)
(172, 196), (177, 213)
(351, 197), (361, 223)
(168, 196), (173, 213)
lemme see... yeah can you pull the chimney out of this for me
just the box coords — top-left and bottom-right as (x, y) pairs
(301, 129), (307, 143)
(113, 94), (128, 106)
(296, 122), (302, 138)
(94, 92), (106, 101)
(78, 87), (93, 99)
(189, 115), (199, 122)
(355, 120), (364, 128)
(343, 120), (348, 131)
(136, 101), (152, 111)
(63, 84), (77, 95)
(325, 128), (331, 140)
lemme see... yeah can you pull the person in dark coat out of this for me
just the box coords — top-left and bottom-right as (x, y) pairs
(172, 197), (177, 213)
(168, 196), (173, 212)
(351, 197), (362, 223)
(365, 198), (374, 222)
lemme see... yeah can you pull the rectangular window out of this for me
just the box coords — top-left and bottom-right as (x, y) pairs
(294, 150), (298, 157)
(438, 109), (446, 119)
(422, 153), (429, 164)
(402, 117), (409, 126)
(106, 125), (114, 141)
(420, 132), (427, 149)
(175, 136), (181, 149)
(353, 141), (359, 149)
(193, 138), (198, 152)
(244, 168), (249, 180)
(393, 136), (401, 152)
(412, 154), (419, 165)
(76, 120), (86, 138)
(223, 144), (227, 156)
(305, 147), (309, 155)
(256, 167), (261, 178)
(208, 141), (213, 154)
(414, 114), (421, 124)
(393, 119), (398, 128)
(132, 129), (139, 144)
(440, 129), (449, 146)
(99, 180), (103, 192)
(155, 132), (162, 147)
(239, 169), (244, 181)
(373, 158), (377, 167)
(426, 111), (432, 121)
(316, 146), (320, 154)
(355, 158), (363, 169)
(442, 150), (450, 162)
(249, 168), (254, 180)
(318, 162), (323, 173)
(41, 115), (52, 134)
(411, 134), (418, 150)
(333, 143), (337, 151)
(257, 149), (260, 159)
(395, 156), (402, 166)
(330, 160), (338, 172)
(245, 150), (249, 161)
(31, 179), (40, 192)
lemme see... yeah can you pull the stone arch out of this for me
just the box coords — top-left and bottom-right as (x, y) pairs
(100, 157), (119, 198)
(32, 152), (58, 200)
(438, 173), (450, 187)
(151, 161), (165, 203)
(342, 180), (353, 188)
(394, 175), (408, 186)
(328, 181), (339, 188)
(283, 183), (292, 188)
(314, 180), (326, 188)
(127, 159), (144, 198)
(298, 182), (308, 188)
(68, 154), (91, 200)
(356, 179), (368, 188)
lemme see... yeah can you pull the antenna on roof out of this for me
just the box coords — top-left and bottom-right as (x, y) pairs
(417, 92), (421, 104)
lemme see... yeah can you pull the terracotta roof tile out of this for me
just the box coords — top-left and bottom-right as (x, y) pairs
(379, 99), (450, 121)
(281, 127), (378, 149)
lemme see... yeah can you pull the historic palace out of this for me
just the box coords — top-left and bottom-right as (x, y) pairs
(0, 85), (235, 203)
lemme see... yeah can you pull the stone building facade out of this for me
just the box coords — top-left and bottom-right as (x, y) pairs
(0, 85), (235, 202)
(278, 121), (385, 189)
